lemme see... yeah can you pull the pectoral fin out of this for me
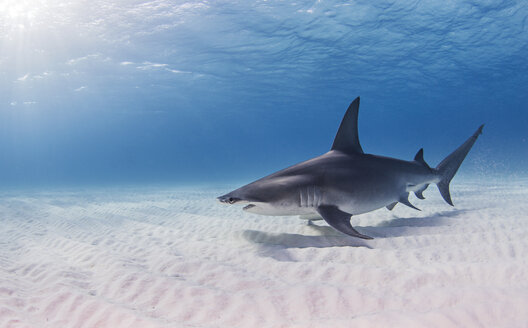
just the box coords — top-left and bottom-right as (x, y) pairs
(316, 205), (373, 240)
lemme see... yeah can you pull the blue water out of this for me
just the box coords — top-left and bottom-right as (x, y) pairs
(1, 0), (527, 188)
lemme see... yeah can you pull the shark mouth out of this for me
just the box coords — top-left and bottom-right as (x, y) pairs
(243, 204), (256, 211)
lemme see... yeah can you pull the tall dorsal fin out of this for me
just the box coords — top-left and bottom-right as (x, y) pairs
(414, 148), (431, 169)
(331, 97), (364, 154)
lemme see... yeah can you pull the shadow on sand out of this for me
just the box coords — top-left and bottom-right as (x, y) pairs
(241, 225), (371, 250)
(370, 209), (468, 237)
(241, 209), (468, 252)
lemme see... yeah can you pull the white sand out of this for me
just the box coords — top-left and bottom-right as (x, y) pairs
(0, 178), (527, 327)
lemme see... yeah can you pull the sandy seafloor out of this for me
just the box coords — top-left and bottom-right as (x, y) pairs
(0, 177), (527, 328)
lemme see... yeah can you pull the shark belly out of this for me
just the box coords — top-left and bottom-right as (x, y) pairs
(245, 203), (316, 216)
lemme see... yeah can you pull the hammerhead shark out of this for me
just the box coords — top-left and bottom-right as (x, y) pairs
(218, 97), (483, 239)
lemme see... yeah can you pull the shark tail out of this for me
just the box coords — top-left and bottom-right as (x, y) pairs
(435, 125), (484, 206)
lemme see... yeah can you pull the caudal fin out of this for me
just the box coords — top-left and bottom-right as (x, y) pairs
(436, 125), (484, 206)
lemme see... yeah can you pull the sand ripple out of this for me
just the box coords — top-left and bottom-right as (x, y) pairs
(0, 179), (527, 327)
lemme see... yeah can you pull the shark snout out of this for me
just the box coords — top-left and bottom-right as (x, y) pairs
(217, 195), (243, 205)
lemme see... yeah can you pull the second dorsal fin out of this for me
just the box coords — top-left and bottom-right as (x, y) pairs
(331, 97), (364, 154)
(414, 148), (430, 169)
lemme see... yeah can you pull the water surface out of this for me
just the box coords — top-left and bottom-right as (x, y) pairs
(1, 0), (527, 188)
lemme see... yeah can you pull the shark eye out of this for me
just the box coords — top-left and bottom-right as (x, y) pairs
(228, 197), (236, 204)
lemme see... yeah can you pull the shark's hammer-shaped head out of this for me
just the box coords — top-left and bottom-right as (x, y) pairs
(217, 194), (244, 205)
(217, 180), (290, 213)
(217, 191), (257, 211)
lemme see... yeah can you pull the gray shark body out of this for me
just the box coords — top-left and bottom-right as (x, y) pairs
(218, 97), (483, 239)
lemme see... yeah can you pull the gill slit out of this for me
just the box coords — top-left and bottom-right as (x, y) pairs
(299, 186), (321, 208)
